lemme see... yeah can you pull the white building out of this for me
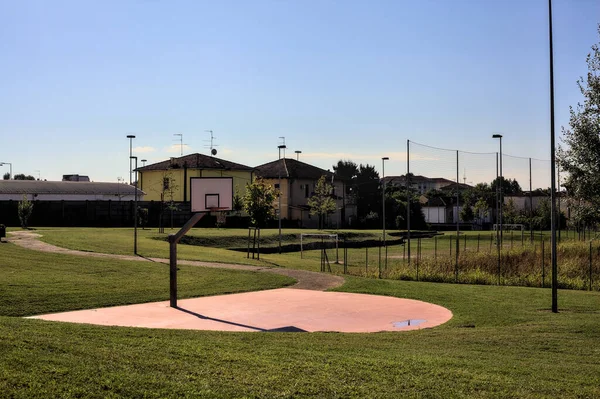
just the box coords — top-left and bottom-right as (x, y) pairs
(0, 180), (144, 201)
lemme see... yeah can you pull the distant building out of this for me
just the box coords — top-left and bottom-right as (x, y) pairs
(384, 175), (457, 194)
(62, 174), (90, 182)
(254, 158), (356, 228)
(0, 180), (143, 201)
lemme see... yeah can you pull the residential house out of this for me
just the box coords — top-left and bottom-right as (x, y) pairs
(384, 175), (456, 194)
(137, 153), (254, 203)
(254, 158), (356, 228)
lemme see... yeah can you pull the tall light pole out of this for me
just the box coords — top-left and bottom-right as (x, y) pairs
(126, 135), (136, 184)
(277, 144), (287, 253)
(493, 134), (503, 247)
(141, 159), (147, 167)
(548, 0), (558, 313)
(0, 162), (12, 179)
(382, 157), (389, 245)
(131, 156), (139, 255)
(174, 133), (183, 156)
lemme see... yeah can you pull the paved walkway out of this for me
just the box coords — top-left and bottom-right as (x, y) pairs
(8, 231), (345, 291)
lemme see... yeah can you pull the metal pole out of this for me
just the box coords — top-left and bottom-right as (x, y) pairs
(499, 137), (503, 247)
(382, 157), (388, 247)
(496, 152), (500, 285)
(530, 158), (534, 243)
(549, 0), (558, 313)
(131, 156), (138, 255)
(455, 150), (459, 281)
(169, 238), (177, 307)
(407, 140), (411, 268)
(278, 168), (282, 253)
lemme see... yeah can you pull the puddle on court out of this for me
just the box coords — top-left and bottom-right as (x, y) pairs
(393, 319), (427, 328)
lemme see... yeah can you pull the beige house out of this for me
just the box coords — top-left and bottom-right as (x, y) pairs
(254, 158), (356, 228)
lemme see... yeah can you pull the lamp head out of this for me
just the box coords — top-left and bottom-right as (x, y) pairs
(382, 157), (389, 161)
(492, 134), (503, 139)
(127, 135), (136, 139)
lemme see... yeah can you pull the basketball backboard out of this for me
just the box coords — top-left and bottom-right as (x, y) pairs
(190, 177), (233, 213)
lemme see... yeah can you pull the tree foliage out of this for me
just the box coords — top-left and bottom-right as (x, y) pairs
(308, 175), (337, 229)
(558, 24), (600, 209)
(3, 173), (9, 180)
(243, 177), (277, 228)
(13, 174), (35, 180)
(17, 194), (34, 229)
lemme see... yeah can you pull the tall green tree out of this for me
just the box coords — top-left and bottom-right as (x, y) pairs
(558, 24), (600, 212)
(355, 163), (381, 221)
(308, 175), (337, 229)
(3, 173), (9, 180)
(243, 177), (277, 228)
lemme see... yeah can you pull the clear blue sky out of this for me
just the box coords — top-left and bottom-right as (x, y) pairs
(1, 0), (598, 188)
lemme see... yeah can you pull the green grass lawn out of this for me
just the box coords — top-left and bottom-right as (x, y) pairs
(0, 242), (294, 317)
(1, 240), (600, 397)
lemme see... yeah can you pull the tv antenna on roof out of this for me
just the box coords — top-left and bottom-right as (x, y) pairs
(204, 130), (218, 156)
(173, 133), (187, 156)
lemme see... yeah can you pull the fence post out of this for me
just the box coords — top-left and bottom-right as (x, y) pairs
(365, 247), (368, 275)
(511, 230), (513, 250)
(434, 235), (438, 262)
(464, 234), (467, 252)
(450, 236), (453, 257)
(477, 234), (480, 252)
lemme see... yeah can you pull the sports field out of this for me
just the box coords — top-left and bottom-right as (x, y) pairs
(1, 228), (599, 397)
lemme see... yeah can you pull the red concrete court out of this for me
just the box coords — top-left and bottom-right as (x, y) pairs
(30, 288), (453, 333)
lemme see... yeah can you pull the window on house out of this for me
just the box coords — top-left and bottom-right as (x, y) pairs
(163, 177), (170, 191)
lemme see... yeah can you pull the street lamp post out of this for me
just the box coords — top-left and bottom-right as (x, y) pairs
(141, 159), (147, 167)
(382, 157), (389, 245)
(493, 134), (503, 247)
(131, 156), (138, 255)
(295, 150), (302, 161)
(127, 135), (136, 184)
(0, 162), (12, 180)
(277, 144), (287, 253)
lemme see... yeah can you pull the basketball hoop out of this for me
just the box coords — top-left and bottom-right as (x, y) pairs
(209, 207), (229, 227)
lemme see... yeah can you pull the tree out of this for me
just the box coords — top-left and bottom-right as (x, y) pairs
(558, 24), (600, 214)
(13, 174), (35, 180)
(332, 160), (358, 190)
(491, 177), (522, 195)
(355, 163), (381, 221)
(308, 175), (337, 229)
(3, 173), (9, 180)
(17, 194), (34, 229)
(232, 187), (244, 216)
(460, 202), (475, 223)
(243, 177), (277, 228)
(473, 197), (489, 224)
(157, 171), (178, 232)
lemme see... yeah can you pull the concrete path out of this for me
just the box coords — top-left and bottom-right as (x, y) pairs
(31, 288), (453, 333)
(8, 231), (345, 291)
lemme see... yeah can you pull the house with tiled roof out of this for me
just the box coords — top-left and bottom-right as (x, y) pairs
(383, 175), (456, 194)
(137, 153), (254, 202)
(254, 158), (356, 228)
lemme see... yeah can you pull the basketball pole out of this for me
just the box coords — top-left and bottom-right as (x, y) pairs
(169, 212), (207, 308)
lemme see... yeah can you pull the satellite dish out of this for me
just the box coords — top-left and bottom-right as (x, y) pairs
(211, 148), (217, 156)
